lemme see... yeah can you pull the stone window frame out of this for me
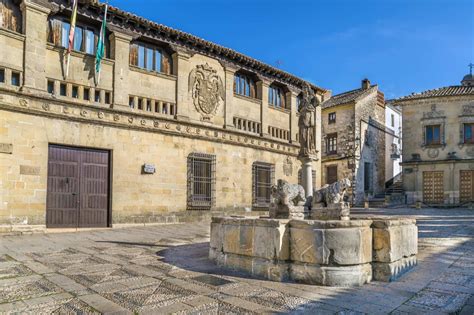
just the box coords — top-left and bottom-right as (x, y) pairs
(252, 162), (274, 210)
(326, 132), (338, 155)
(234, 71), (257, 99)
(129, 41), (173, 75)
(187, 153), (216, 210)
(421, 117), (446, 150)
(328, 112), (336, 124)
(458, 109), (474, 148)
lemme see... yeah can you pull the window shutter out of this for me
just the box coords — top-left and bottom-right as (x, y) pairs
(129, 44), (138, 66)
(281, 91), (286, 108)
(250, 80), (256, 98)
(1, 0), (21, 33)
(48, 19), (62, 46)
(161, 51), (171, 75)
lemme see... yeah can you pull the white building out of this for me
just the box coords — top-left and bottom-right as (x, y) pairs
(385, 102), (402, 182)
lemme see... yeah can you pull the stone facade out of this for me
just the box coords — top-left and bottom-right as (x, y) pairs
(321, 79), (386, 204)
(0, 0), (325, 228)
(395, 76), (474, 205)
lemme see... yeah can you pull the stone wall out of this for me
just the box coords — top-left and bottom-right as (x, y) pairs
(399, 95), (474, 204)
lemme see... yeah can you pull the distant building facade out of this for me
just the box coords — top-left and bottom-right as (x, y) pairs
(321, 79), (386, 204)
(0, 0), (325, 229)
(395, 73), (474, 205)
(385, 102), (402, 182)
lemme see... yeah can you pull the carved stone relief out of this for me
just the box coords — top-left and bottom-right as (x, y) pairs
(462, 103), (474, 116)
(427, 148), (439, 159)
(189, 63), (224, 121)
(283, 156), (293, 176)
(423, 104), (445, 119)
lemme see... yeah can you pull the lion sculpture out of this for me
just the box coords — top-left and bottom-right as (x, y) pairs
(269, 179), (306, 219)
(313, 178), (351, 207)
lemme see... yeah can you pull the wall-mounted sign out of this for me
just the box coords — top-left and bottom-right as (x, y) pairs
(142, 163), (156, 174)
(0, 143), (12, 154)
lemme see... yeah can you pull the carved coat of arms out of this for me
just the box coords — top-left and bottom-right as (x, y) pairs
(189, 63), (224, 120)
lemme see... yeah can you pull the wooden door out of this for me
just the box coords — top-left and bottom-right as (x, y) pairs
(460, 170), (474, 202)
(47, 145), (110, 228)
(327, 165), (337, 185)
(423, 171), (444, 204)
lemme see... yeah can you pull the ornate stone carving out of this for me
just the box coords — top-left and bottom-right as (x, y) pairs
(283, 156), (293, 176)
(423, 104), (445, 119)
(462, 103), (474, 116)
(188, 63), (224, 120)
(98, 112), (104, 119)
(311, 178), (351, 220)
(269, 179), (306, 219)
(313, 178), (351, 207)
(42, 103), (50, 111)
(427, 148), (439, 159)
(19, 99), (28, 107)
(298, 83), (319, 158)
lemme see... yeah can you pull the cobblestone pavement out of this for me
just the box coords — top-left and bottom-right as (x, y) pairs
(0, 207), (473, 314)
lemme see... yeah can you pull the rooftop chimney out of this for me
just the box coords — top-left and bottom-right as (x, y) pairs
(362, 78), (371, 90)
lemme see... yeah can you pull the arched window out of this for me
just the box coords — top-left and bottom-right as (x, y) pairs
(234, 72), (256, 98)
(0, 0), (22, 33)
(268, 84), (286, 108)
(130, 42), (173, 75)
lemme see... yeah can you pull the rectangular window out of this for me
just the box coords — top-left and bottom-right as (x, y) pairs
(11, 71), (20, 86)
(187, 153), (216, 210)
(0, 69), (4, 83)
(464, 124), (474, 144)
(391, 114), (395, 127)
(84, 29), (95, 55)
(146, 100), (152, 111)
(71, 85), (79, 98)
(328, 112), (336, 124)
(0, 1), (22, 33)
(145, 47), (154, 71)
(138, 45), (145, 68)
(95, 90), (101, 103)
(47, 80), (55, 94)
(73, 26), (83, 51)
(83, 87), (90, 101)
(61, 21), (70, 48)
(425, 125), (441, 145)
(129, 96), (135, 109)
(104, 92), (111, 104)
(326, 133), (337, 154)
(137, 98), (143, 110)
(155, 49), (162, 72)
(59, 83), (67, 96)
(252, 162), (274, 209)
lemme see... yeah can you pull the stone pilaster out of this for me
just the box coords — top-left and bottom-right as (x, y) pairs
(110, 31), (132, 110)
(21, 0), (51, 93)
(289, 90), (298, 143)
(257, 80), (270, 137)
(222, 63), (237, 129)
(173, 47), (192, 121)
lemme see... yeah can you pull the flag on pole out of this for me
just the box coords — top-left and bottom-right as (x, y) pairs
(65, 0), (78, 78)
(95, 4), (108, 85)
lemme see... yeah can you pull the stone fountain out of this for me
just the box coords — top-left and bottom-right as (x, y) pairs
(209, 84), (418, 286)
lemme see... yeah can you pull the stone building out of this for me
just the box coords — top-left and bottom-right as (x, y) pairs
(395, 72), (474, 205)
(385, 101), (402, 182)
(320, 79), (386, 204)
(0, 0), (325, 229)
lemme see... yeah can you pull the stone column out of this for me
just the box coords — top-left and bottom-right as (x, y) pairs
(299, 157), (316, 198)
(173, 47), (191, 121)
(257, 80), (270, 137)
(21, 0), (51, 93)
(222, 63), (237, 129)
(110, 30), (133, 110)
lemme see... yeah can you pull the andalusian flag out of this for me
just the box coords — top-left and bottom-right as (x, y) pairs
(95, 4), (108, 84)
(65, 0), (78, 78)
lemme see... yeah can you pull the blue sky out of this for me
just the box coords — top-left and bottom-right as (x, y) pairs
(111, 0), (473, 99)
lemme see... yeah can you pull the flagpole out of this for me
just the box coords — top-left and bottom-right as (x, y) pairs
(65, 0), (78, 79)
(96, 2), (108, 85)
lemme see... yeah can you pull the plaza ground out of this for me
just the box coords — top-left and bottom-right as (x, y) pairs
(0, 207), (473, 314)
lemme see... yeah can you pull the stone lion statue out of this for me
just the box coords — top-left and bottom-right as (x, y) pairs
(313, 178), (351, 206)
(271, 179), (306, 207)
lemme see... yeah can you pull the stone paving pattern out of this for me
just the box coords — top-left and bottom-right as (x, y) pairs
(0, 207), (473, 314)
